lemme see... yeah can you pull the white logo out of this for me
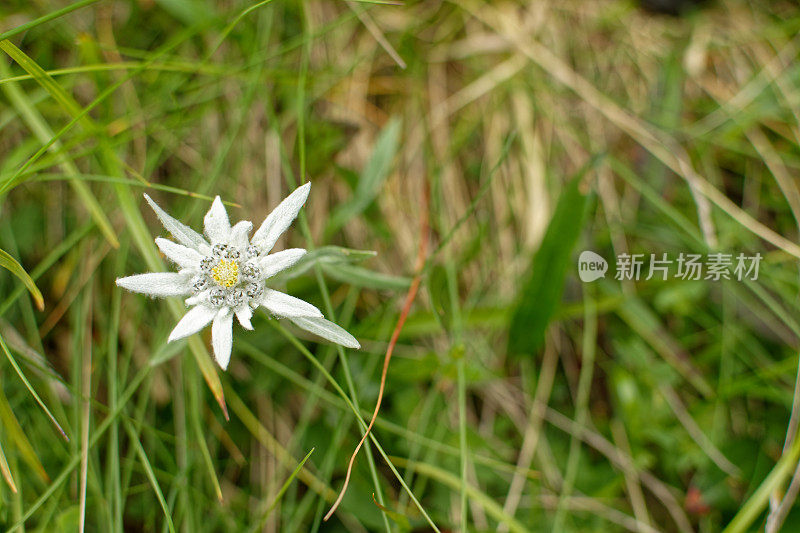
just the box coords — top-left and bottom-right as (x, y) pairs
(578, 250), (608, 282)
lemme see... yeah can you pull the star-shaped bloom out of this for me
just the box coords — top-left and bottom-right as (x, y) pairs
(116, 183), (360, 370)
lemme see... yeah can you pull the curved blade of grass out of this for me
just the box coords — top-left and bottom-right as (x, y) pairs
(210, 0), (276, 57)
(9, 363), (151, 530)
(325, 118), (402, 237)
(0, 437), (17, 493)
(389, 456), (529, 533)
(0, 333), (67, 441)
(0, 0), (101, 41)
(226, 388), (336, 501)
(372, 493), (411, 530)
(723, 432), (800, 533)
(122, 418), (176, 533)
(507, 155), (600, 357)
(0, 248), (43, 311)
(250, 448), (315, 533)
(0, 387), (47, 484)
(188, 365), (223, 503)
(271, 321), (440, 531)
(0, 222), (91, 317)
(0, 51), (118, 248)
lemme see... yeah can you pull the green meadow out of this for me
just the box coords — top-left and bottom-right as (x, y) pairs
(1, 1), (800, 531)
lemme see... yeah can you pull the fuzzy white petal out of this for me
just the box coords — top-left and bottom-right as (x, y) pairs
(116, 273), (192, 298)
(204, 196), (231, 245)
(185, 292), (207, 306)
(258, 289), (322, 318)
(156, 238), (202, 269)
(252, 182), (310, 253)
(235, 305), (253, 330)
(289, 316), (360, 349)
(228, 220), (253, 249)
(144, 194), (208, 250)
(167, 305), (217, 342)
(257, 248), (306, 279)
(212, 308), (233, 370)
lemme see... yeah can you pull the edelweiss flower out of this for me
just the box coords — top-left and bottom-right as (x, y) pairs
(116, 183), (360, 370)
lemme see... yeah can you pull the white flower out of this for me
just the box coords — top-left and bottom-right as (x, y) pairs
(116, 183), (360, 370)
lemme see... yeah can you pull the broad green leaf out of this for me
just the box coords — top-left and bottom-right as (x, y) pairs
(507, 158), (599, 356)
(325, 118), (401, 236)
(0, 248), (44, 310)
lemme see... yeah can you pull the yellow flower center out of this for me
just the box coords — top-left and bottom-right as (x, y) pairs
(211, 259), (239, 288)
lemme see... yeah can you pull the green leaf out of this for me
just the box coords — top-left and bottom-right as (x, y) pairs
(271, 245), (376, 283)
(325, 118), (401, 236)
(321, 263), (411, 291)
(249, 448), (315, 532)
(372, 493), (411, 531)
(428, 264), (452, 331)
(0, 248), (43, 310)
(0, 0), (101, 42)
(506, 157), (600, 356)
(0, 437), (17, 493)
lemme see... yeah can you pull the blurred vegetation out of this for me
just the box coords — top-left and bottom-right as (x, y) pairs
(2, 0), (800, 531)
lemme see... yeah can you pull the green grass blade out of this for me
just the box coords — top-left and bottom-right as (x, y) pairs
(0, 387), (48, 484)
(507, 156), (598, 356)
(0, 54), (118, 248)
(390, 456), (530, 533)
(0, 332), (68, 441)
(0, 0), (102, 41)
(0, 223), (91, 317)
(722, 434), (800, 533)
(271, 321), (441, 531)
(122, 418), (176, 533)
(250, 448), (315, 533)
(0, 436), (17, 493)
(325, 118), (402, 237)
(0, 248), (44, 310)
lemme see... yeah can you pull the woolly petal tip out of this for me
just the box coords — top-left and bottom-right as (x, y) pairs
(204, 196), (231, 245)
(212, 309), (233, 370)
(143, 194), (208, 250)
(289, 316), (360, 349)
(235, 305), (254, 330)
(258, 289), (322, 318)
(252, 182), (311, 253)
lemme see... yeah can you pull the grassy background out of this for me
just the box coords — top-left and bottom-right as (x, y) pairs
(2, 0), (800, 531)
